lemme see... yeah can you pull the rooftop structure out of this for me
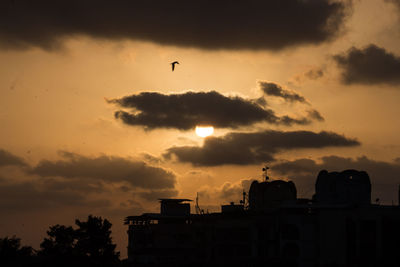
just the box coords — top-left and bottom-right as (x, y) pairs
(159, 198), (192, 216)
(314, 169), (371, 205)
(125, 169), (400, 267)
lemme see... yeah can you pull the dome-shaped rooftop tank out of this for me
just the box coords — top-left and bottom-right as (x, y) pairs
(314, 169), (371, 205)
(249, 180), (297, 210)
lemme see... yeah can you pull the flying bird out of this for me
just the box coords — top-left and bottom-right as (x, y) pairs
(171, 61), (179, 71)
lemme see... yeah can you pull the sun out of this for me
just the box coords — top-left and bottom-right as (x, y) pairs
(195, 126), (214, 138)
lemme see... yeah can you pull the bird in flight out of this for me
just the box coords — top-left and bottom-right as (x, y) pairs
(171, 61), (179, 71)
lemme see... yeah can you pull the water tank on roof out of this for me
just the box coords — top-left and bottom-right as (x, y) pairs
(314, 169), (371, 205)
(249, 180), (297, 210)
(159, 199), (192, 216)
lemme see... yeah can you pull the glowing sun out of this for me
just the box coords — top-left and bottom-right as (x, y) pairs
(195, 126), (214, 138)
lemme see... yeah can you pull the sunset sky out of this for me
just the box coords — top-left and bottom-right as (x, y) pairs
(1, 0), (400, 257)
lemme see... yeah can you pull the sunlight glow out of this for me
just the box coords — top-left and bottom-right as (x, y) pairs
(195, 126), (214, 138)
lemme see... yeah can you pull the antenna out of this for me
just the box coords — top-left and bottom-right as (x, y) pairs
(195, 192), (200, 214)
(262, 166), (270, 181)
(239, 190), (248, 208)
(195, 192), (204, 214)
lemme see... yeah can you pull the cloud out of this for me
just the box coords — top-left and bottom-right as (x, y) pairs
(306, 109), (325, 122)
(141, 153), (164, 164)
(0, 150), (176, 253)
(0, 0), (349, 51)
(289, 67), (325, 86)
(137, 189), (179, 201)
(198, 179), (254, 204)
(334, 44), (400, 85)
(0, 179), (110, 212)
(42, 178), (105, 194)
(278, 115), (314, 126)
(304, 68), (324, 80)
(109, 91), (317, 130)
(218, 180), (254, 202)
(0, 150), (179, 210)
(0, 149), (27, 167)
(0, 150), (179, 215)
(273, 155), (400, 180)
(29, 151), (176, 190)
(164, 130), (360, 166)
(257, 82), (324, 122)
(259, 81), (307, 103)
(271, 155), (400, 203)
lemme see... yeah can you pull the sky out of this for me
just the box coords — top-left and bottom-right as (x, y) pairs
(1, 0), (400, 258)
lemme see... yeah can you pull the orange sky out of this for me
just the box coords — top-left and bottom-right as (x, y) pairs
(1, 0), (400, 258)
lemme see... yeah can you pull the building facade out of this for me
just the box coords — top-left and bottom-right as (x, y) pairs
(125, 170), (400, 267)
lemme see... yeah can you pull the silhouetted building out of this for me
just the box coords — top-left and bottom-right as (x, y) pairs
(314, 169), (371, 205)
(125, 169), (400, 267)
(249, 179), (297, 210)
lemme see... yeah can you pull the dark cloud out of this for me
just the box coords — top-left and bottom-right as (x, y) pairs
(141, 153), (164, 164)
(334, 44), (400, 85)
(274, 155), (400, 180)
(306, 109), (325, 122)
(0, 0), (349, 51)
(271, 155), (400, 203)
(254, 97), (268, 107)
(278, 115), (312, 126)
(0, 149), (27, 167)
(109, 91), (316, 130)
(43, 178), (105, 194)
(0, 180), (110, 212)
(271, 158), (320, 175)
(257, 82), (325, 122)
(164, 130), (359, 166)
(29, 151), (176, 190)
(289, 67), (325, 86)
(259, 81), (307, 103)
(304, 68), (324, 80)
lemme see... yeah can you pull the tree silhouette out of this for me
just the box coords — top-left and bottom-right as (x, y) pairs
(0, 236), (34, 267)
(39, 215), (120, 267)
(75, 215), (120, 266)
(39, 225), (77, 266)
